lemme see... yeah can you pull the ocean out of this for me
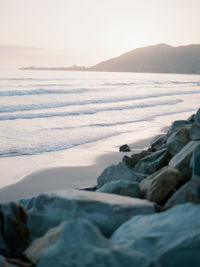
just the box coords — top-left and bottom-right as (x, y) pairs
(0, 70), (200, 188)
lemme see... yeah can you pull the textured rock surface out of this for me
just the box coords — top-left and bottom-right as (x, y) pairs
(134, 149), (171, 175)
(167, 120), (191, 135)
(21, 190), (155, 239)
(164, 178), (200, 209)
(119, 144), (130, 152)
(166, 128), (190, 156)
(150, 134), (166, 150)
(25, 219), (149, 267)
(169, 141), (200, 180)
(97, 180), (141, 198)
(195, 108), (200, 123)
(123, 150), (151, 169)
(190, 122), (200, 140)
(0, 202), (29, 257)
(97, 162), (147, 188)
(190, 144), (200, 177)
(140, 167), (182, 204)
(111, 204), (200, 267)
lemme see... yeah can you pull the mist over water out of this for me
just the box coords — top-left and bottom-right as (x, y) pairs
(0, 70), (200, 158)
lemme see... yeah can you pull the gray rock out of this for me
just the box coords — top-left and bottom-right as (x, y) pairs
(0, 255), (32, 267)
(21, 190), (155, 240)
(166, 127), (190, 156)
(164, 178), (200, 209)
(169, 141), (200, 181)
(123, 150), (151, 169)
(97, 180), (141, 198)
(190, 144), (200, 177)
(195, 108), (200, 123)
(97, 162), (147, 188)
(134, 149), (171, 175)
(119, 144), (130, 152)
(140, 167), (182, 204)
(187, 113), (196, 122)
(167, 120), (191, 135)
(111, 203), (200, 267)
(25, 219), (149, 267)
(150, 134), (166, 150)
(190, 122), (200, 140)
(0, 202), (29, 257)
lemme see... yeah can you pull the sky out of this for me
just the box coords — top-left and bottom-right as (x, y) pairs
(1, 0), (200, 69)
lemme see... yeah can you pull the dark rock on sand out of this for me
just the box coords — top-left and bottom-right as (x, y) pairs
(21, 190), (155, 240)
(195, 108), (200, 123)
(0, 202), (29, 257)
(166, 127), (190, 156)
(111, 203), (200, 267)
(169, 140), (200, 181)
(167, 120), (191, 135)
(97, 180), (141, 198)
(119, 144), (130, 152)
(133, 148), (171, 175)
(97, 162), (147, 188)
(139, 167), (182, 204)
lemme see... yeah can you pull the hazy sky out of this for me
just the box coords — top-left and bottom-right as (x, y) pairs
(1, 0), (200, 69)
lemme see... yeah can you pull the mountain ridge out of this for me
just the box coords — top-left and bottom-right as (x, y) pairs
(20, 43), (200, 74)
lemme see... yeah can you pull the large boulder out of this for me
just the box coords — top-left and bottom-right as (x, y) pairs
(139, 167), (182, 204)
(190, 122), (200, 140)
(97, 162), (147, 188)
(169, 141), (200, 181)
(133, 149), (171, 175)
(164, 178), (200, 209)
(21, 190), (155, 240)
(123, 150), (151, 169)
(24, 219), (149, 267)
(0, 202), (29, 257)
(111, 203), (200, 267)
(190, 144), (200, 178)
(97, 180), (141, 198)
(166, 128), (190, 156)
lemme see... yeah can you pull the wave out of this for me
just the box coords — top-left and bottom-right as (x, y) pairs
(0, 88), (86, 96)
(0, 99), (182, 121)
(0, 90), (199, 113)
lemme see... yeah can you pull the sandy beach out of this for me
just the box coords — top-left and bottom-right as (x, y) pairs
(0, 135), (155, 203)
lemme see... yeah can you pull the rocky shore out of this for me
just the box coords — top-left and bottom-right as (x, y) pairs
(0, 108), (200, 266)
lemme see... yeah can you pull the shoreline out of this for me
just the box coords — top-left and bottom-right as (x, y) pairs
(0, 136), (154, 203)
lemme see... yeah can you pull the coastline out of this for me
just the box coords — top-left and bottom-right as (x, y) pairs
(0, 135), (154, 203)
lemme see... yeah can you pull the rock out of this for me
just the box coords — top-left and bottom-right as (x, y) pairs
(169, 141), (200, 181)
(97, 180), (141, 198)
(21, 190), (155, 240)
(190, 122), (200, 140)
(111, 203), (200, 267)
(164, 178), (200, 209)
(123, 150), (151, 169)
(150, 134), (166, 150)
(97, 162), (147, 188)
(187, 113), (195, 122)
(166, 127), (190, 156)
(134, 149), (171, 175)
(119, 144), (130, 152)
(0, 255), (33, 266)
(0, 202), (29, 257)
(195, 108), (200, 123)
(140, 167), (182, 204)
(190, 144), (200, 177)
(167, 120), (191, 135)
(25, 219), (149, 267)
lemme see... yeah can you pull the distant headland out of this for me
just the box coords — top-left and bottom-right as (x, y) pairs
(19, 43), (200, 74)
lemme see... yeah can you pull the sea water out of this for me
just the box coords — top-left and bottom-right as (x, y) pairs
(0, 70), (200, 187)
